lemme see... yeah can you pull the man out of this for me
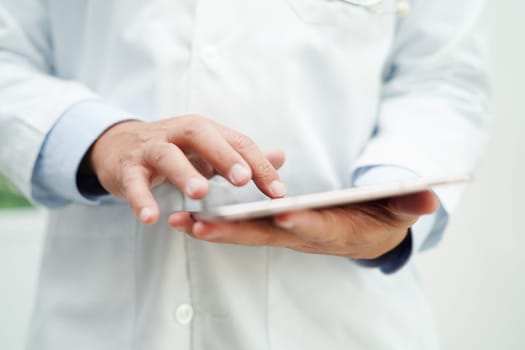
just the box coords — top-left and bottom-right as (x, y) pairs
(0, 0), (488, 349)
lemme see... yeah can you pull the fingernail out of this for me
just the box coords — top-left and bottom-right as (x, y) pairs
(269, 180), (287, 197)
(186, 177), (207, 197)
(139, 207), (153, 223)
(229, 163), (251, 184)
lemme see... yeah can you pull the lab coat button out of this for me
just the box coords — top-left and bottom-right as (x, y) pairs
(202, 46), (220, 62)
(175, 304), (194, 325)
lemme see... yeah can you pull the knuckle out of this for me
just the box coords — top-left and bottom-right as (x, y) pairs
(181, 116), (208, 139)
(147, 143), (173, 165)
(182, 124), (197, 140)
(252, 161), (275, 181)
(152, 126), (170, 143)
(230, 133), (255, 152)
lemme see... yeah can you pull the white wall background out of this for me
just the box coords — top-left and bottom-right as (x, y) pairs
(0, 210), (46, 350)
(415, 0), (525, 348)
(0, 1), (523, 349)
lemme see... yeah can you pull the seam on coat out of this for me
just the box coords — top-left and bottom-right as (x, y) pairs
(131, 216), (142, 350)
(265, 247), (273, 350)
(183, 233), (196, 350)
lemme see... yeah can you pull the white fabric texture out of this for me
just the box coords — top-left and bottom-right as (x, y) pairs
(0, 0), (488, 349)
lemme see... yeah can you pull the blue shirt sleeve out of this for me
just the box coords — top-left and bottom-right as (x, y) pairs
(31, 101), (143, 207)
(351, 165), (449, 274)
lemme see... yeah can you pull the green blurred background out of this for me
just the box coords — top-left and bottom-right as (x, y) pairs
(0, 173), (31, 208)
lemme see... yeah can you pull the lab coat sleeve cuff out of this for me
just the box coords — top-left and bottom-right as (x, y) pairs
(31, 100), (144, 207)
(351, 165), (448, 274)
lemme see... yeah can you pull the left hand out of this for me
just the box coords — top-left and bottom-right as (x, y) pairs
(168, 191), (439, 259)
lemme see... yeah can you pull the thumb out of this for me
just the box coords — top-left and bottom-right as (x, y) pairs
(388, 190), (439, 217)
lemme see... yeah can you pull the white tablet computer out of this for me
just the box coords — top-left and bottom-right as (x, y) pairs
(191, 174), (471, 222)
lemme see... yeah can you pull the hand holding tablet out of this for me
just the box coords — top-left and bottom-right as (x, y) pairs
(169, 174), (467, 261)
(190, 174), (471, 222)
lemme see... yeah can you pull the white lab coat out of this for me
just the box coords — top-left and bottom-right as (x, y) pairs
(0, 0), (488, 349)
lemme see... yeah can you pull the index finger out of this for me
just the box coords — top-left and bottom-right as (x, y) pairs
(216, 125), (287, 198)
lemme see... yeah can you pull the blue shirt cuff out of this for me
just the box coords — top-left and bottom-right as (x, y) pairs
(351, 165), (448, 274)
(31, 101), (143, 207)
(355, 231), (413, 274)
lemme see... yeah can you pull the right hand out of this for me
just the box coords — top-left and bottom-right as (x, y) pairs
(88, 115), (286, 224)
